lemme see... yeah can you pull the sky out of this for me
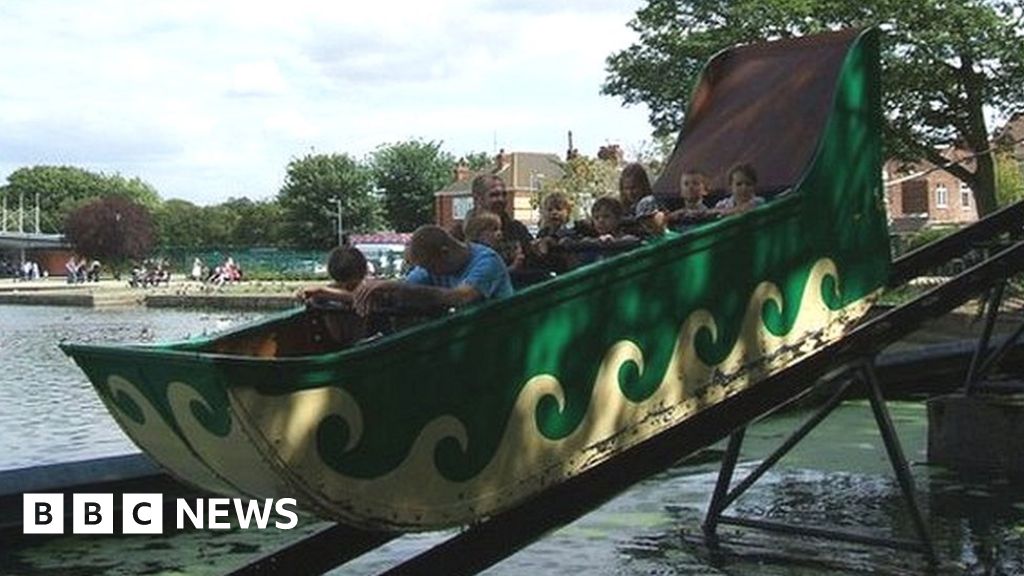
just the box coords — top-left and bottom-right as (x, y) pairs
(0, 1), (655, 206)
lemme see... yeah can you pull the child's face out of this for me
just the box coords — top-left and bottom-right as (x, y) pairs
(730, 172), (756, 201)
(620, 177), (642, 207)
(592, 206), (620, 235)
(680, 173), (706, 203)
(544, 201), (570, 229)
(478, 225), (503, 248)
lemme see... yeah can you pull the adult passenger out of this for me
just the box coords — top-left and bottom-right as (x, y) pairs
(354, 225), (512, 316)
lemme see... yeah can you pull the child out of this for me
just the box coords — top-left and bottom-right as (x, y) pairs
(532, 192), (578, 273)
(715, 163), (765, 215)
(465, 210), (523, 269)
(537, 192), (574, 240)
(634, 195), (679, 243)
(591, 196), (625, 240)
(618, 163), (653, 215)
(464, 211), (504, 249)
(297, 245), (369, 305)
(668, 169), (715, 231)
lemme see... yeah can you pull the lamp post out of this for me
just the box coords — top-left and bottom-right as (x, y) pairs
(330, 197), (343, 246)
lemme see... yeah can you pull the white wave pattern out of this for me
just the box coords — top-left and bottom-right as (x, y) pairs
(224, 258), (872, 529)
(167, 381), (295, 499)
(102, 375), (235, 494)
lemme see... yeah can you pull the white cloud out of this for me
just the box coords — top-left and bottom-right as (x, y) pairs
(228, 61), (289, 97)
(0, 1), (653, 205)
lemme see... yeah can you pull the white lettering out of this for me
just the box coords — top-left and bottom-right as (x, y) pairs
(176, 499), (203, 530)
(208, 498), (231, 529)
(233, 499), (273, 529)
(274, 498), (298, 529)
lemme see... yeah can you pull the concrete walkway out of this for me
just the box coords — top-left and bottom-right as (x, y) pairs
(0, 276), (309, 310)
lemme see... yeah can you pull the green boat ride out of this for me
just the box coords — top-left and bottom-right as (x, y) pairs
(62, 28), (890, 532)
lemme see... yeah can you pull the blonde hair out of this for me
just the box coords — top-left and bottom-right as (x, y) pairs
(464, 211), (502, 243)
(542, 191), (571, 210)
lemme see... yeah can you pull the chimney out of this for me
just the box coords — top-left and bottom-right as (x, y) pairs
(597, 144), (623, 164)
(566, 130), (574, 160)
(496, 148), (509, 171)
(453, 162), (470, 182)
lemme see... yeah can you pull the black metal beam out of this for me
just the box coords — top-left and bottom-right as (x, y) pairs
(888, 199), (1024, 288)
(227, 523), (396, 576)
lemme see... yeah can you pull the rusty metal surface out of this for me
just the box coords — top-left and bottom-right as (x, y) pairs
(654, 29), (860, 196)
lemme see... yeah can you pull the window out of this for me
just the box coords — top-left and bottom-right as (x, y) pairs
(935, 184), (948, 208)
(453, 196), (473, 219)
(901, 181), (928, 215)
(960, 183), (971, 208)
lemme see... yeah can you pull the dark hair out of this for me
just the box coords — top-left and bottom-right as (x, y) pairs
(727, 163), (758, 184)
(619, 163), (653, 197)
(327, 246), (368, 285)
(591, 196), (624, 218)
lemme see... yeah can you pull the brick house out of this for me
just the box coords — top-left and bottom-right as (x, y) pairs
(885, 114), (1024, 233)
(434, 150), (565, 230)
(884, 149), (979, 233)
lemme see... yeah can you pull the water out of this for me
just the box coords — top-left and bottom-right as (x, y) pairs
(0, 305), (265, 470)
(1, 305), (1023, 574)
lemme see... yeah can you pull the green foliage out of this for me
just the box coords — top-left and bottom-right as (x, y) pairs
(904, 225), (959, 251)
(537, 155), (620, 218)
(1, 165), (161, 233)
(603, 0), (1024, 216)
(371, 140), (456, 232)
(277, 153), (384, 249)
(152, 197), (287, 250)
(64, 196), (155, 273)
(995, 151), (1024, 207)
(631, 134), (676, 177)
(461, 151), (493, 171)
(152, 199), (209, 250)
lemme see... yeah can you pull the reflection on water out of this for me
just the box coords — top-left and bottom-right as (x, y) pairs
(1, 308), (1022, 574)
(0, 304), (264, 471)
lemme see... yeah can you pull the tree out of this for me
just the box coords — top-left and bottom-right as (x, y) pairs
(538, 155), (620, 218)
(371, 140), (456, 232)
(1, 165), (161, 232)
(64, 196), (154, 274)
(277, 153), (383, 249)
(217, 197), (286, 247)
(602, 0), (1024, 216)
(461, 151), (494, 171)
(995, 152), (1024, 207)
(152, 199), (210, 250)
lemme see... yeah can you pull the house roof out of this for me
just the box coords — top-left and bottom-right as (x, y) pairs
(434, 152), (565, 197)
(994, 112), (1024, 159)
(495, 152), (564, 190)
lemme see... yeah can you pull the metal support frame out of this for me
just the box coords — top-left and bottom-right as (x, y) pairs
(962, 278), (1024, 395)
(701, 362), (938, 565)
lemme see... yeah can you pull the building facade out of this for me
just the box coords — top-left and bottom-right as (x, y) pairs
(434, 150), (565, 230)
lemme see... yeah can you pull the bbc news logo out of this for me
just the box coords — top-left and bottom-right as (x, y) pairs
(23, 493), (299, 534)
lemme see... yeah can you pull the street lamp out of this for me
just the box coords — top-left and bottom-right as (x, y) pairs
(330, 197), (343, 247)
